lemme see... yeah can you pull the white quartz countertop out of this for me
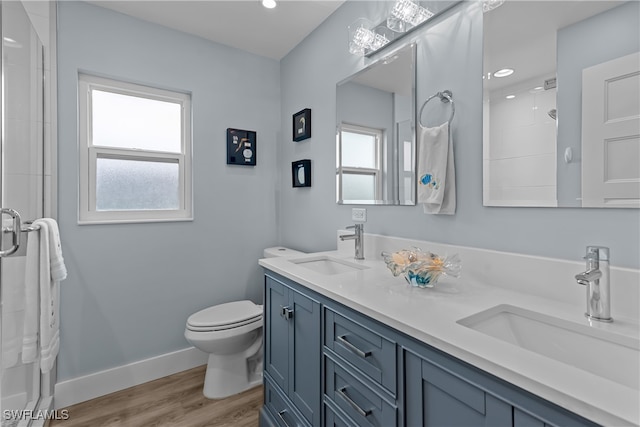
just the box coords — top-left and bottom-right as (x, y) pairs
(259, 250), (639, 427)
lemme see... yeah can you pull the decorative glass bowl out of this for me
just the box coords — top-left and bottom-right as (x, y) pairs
(381, 247), (461, 288)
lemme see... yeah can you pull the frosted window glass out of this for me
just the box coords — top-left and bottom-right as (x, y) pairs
(96, 158), (179, 211)
(342, 131), (376, 168)
(92, 90), (181, 153)
(343, 174), (375, 200)
(403, 140), (412, 172)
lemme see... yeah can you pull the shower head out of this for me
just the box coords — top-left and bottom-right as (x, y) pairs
(548, 108), (557, 120)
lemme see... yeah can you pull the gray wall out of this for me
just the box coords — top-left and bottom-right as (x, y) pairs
(278, 0), (640, 269)
(57, 2), (280, 381)
(557, 1), (640, 206)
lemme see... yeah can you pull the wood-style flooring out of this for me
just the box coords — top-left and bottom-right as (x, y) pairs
(49, 365), (263, 427)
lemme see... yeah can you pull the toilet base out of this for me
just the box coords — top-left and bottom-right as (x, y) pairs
(202, 353), (262, 399)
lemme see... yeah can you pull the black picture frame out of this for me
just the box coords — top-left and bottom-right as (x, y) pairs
(292, 108), (312, 142)
(226, 128), (256, 166)
(292, 159), (311, 187)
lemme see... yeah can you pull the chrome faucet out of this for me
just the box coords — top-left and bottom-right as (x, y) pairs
(575, 246), (612, 322)
(339, 224), (364, 260)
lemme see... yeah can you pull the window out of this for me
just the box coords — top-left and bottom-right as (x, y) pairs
(78, 74), (192, 223)
(337, 123), (383, 201)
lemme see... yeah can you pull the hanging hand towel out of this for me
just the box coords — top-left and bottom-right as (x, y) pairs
(22, 218), (66, 373)
(22, 223), (42, 364)
(417, 122), (456, 214)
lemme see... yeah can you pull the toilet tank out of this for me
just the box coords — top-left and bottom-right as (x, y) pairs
(263, 247), (305, 258)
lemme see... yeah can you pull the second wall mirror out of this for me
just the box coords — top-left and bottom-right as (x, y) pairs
(336, 43), (416, 205)
(483, 1), (639, 208)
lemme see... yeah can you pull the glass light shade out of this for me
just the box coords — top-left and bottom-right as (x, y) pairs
(386, 16), (406, 33)
(410, 6), (434, 26)
(391, 0), (434, 27)
(371, 26), (395, 51)
(391, 0), (419, 23)
(348, 18), (375, 55)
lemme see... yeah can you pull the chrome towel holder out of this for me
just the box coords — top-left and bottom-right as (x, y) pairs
(419, 90), (455, 128)
(0, 208), (40, 257)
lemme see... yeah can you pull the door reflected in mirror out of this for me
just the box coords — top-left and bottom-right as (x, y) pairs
(336, 43), (416, 205)
(483, 1), (639, 208)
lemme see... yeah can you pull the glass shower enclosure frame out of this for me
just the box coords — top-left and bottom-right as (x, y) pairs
(1, 2), (52, 426)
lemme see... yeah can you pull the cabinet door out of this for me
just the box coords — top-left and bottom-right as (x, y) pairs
(265, 276), (290, 391)
(404, 350), (512, 427)
(290, 288), (321, 427)
(265, 274), (321, 427)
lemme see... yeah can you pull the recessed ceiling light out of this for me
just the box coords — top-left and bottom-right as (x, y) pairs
(494, 68), (514, 78)
(262, 0), (276, 9)
(505, 95), (515, 99)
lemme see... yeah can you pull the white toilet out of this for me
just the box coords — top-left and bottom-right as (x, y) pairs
(184, 247), (304, 399)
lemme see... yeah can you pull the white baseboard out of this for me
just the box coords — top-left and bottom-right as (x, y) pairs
(53, 347), (207, 409)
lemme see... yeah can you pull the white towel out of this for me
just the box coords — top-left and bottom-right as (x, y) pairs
(1, 251), (26, 368)
(417, 122), (456, 214)
(22, 218), (66, 373)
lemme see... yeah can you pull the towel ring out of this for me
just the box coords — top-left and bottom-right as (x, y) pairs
(419, 90), (455, 128)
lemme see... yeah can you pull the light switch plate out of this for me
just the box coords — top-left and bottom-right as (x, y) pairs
(352, 208), (367, 222)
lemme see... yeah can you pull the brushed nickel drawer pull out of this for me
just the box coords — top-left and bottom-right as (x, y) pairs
(277, 409), (293, 427)
(280, 305), (294, 320)
(337, 386), (372, 418)
(337, 334), (371, 358)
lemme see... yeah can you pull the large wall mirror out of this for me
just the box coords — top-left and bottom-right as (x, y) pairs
(483, 1), (639, 208)
(336, 43), (416, 205)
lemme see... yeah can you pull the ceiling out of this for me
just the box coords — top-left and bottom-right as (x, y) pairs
(87, 0), (345, 60)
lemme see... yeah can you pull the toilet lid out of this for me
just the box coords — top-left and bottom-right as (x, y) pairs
(187, 300), (262, 329)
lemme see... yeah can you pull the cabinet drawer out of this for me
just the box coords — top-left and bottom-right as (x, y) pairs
(265, 375), (309, 427)
(324, 308), (396, 395)
(324, 400), (353, 427)
(325, 356), (397, 427)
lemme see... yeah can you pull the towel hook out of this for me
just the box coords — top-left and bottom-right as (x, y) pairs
(419, 90), (455, 128)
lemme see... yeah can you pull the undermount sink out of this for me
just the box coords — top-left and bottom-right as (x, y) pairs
(457, 304), (640, 391)
(289, 255), (368, 275)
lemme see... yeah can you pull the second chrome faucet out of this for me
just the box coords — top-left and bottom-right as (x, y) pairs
(340, 224), (364, 260)
(575, 246), (612, 322)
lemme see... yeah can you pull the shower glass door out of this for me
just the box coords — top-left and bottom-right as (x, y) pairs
(1, 1), (45, 426)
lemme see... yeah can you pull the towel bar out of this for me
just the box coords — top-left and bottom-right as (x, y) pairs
(419, 90), (455, 128)
(0, 209), (40, 257)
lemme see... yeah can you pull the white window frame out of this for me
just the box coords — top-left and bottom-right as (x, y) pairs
(336, 123), (383, 201)
(78, 74), (192, 224)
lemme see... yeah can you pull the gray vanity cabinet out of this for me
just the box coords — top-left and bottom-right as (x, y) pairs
(261, 270), (599, 427)
(402, 346), (598, 427)
(404, 349), (513, 426)
(264, 274), (321, 427)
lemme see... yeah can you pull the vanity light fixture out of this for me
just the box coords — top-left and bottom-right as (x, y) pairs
(262, 0), (276, 9)
(348, 18), (393, 56)
(493, 68), (514, 78)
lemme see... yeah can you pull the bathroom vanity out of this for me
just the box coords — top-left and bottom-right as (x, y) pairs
(258, 234), (639, 427)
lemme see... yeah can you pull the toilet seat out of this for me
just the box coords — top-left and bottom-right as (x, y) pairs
(186, 300), (263, 332)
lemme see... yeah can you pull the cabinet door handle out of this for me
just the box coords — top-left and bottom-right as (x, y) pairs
(280, 305), (294, 320)
(337, 386), (372, 418)
(337, 334), (371, 358)
(277, 409), (293, 427)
